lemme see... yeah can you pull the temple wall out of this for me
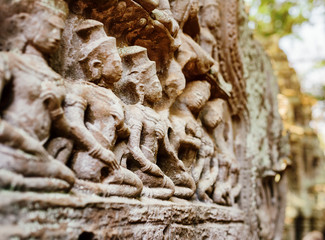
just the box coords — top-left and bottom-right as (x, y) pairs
(0, 0), (287, 239)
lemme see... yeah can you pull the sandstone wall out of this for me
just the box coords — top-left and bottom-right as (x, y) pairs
(0, 0), (287, 239)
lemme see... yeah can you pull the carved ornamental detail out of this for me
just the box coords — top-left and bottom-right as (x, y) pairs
(0, 0), (287, 239)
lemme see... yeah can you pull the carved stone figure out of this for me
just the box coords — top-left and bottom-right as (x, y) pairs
(0, 0), (288, 238)
(61, 20), (143, 198)
(156, 109), (197, 199)
(0, 0), (75, 192)
(169, 81), (212, 199)
(201, 99), (241, 206)
(169, 0), (200, 33)
(176, 32), (215, 79)
(169, 0), (231, 99)
(114, 46), (175, 200)
(196, 99), (241, 205)
(155, 58), (186, 110)
(199, 0), (220, 61)
(192, 128), (218, 203)
(115, 45), (194, 199)
(151, 0), (179, 37)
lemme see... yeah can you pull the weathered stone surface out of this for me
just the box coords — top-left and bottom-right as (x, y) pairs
(0, 0), (287, 239)
(0, 191), (248, 239)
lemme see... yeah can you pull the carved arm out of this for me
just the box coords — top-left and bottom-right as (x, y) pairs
(161, 129), (186, 171)
(0, 53), (49, 160)
(63, 93), (119, 171)
(127, 119), (164, 177)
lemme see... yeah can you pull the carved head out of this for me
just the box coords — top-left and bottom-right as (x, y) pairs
(31, 13), (66, 54)
(143, 63), (163, 104)
(200, 0), (220, 29)
(116, 46), (162, 105)
(161, 59), (186, 100)
(200, 99), (224, 129)
(76, 20), (123, 84)
(178, 81), (211, 113)
(28, 0), (67, 54)
(0, 0), (68, 53)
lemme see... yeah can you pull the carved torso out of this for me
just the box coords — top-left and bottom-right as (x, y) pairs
(0, 0), (288, 238)
(66, 81), (124, 149)
(126, 104), (163, 163)
(169, 113), (202, 171)
(1, 52), (63, 144)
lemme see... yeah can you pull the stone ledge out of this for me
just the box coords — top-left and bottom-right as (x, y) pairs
(0, 191), (249, 239)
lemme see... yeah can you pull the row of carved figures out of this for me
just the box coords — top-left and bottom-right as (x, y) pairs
(0, 0), (241, 206)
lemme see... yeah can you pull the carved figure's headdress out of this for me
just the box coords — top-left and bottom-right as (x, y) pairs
(76, 19), (117, 62)
(35, 0), (68, 18)
(76, 20), (104, 40)
(118, 46), (157, 80)
(184, 80), (211, 94)
(0, 0), (68, 52)
(118, 46), (149, 67)
(0, 0), (68, 22)
(116, 45), (161, 104)
(200, 0), (219, 8)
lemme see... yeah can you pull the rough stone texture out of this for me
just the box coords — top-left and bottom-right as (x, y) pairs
(0, 0), (287, 239)
(0, 191), (249, 239)
(237, 3), (288, 239)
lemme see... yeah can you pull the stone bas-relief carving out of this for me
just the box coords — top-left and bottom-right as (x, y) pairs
(114, 46), (175, 200)
(0, 0), (287, 239)
(169, 81), (211, 198)
(63, 20), (143, 198)
(198, 99), (241, 206)
(0, 0), (75, 192)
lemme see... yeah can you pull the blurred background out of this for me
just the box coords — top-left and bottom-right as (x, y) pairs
(244, 0), (325, 239)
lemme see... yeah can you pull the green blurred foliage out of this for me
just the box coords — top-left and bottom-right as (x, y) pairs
(313, 59), (325, 69)
(246, 0), (324, 37)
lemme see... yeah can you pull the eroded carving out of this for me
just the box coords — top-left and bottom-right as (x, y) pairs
(61, 19), (143, 198)
(0, 0), (287, 238)
(169, 81), (211, 200)
(0, 0), (75, 192)
(114, 46), (175, 199)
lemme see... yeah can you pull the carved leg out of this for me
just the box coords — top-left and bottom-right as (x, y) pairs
(196, 183), (213, 203)
(158, 156), (195, 199)
(113, 141), (128, 167)
(173, 172), (195, 199)
(197, 180), (215, 203)
(229, 184), (241, 206)
(74, 170), (143, 198)
(135, 170), (175, 200)
(103, 167), (143, 198)
(0, 169), (71, 192)
(72, 152), (143, 198)
(213, 181), (231, 205)
(46, 137), (73, 164)
(192, 156), (206, 184)
(196, 158), (218, 203)
(0, 147), (75, 191)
